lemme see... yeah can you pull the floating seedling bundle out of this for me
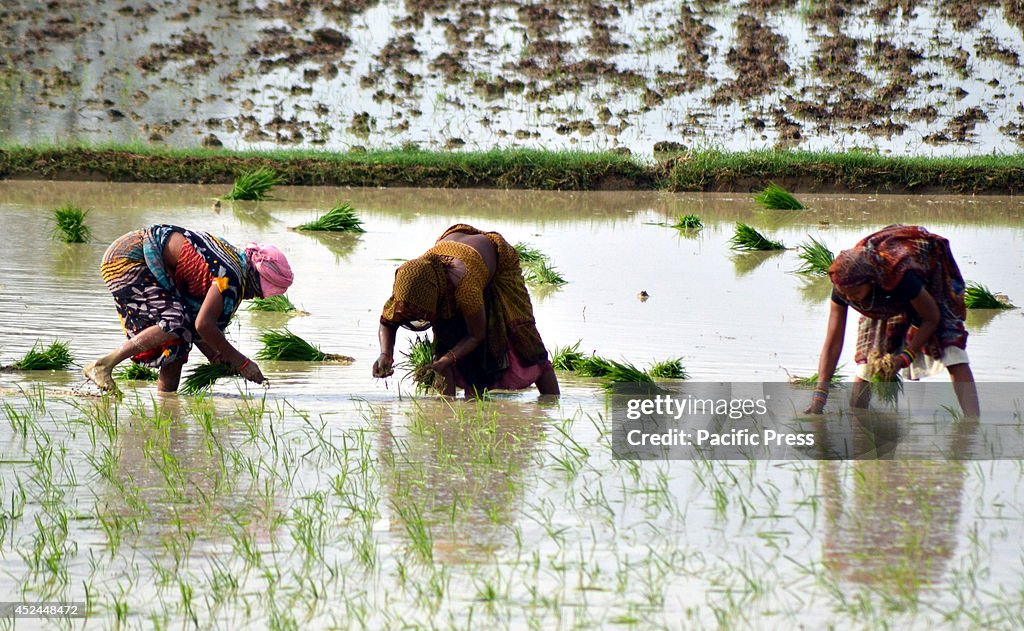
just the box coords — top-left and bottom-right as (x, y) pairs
(52, 204), (91, 243)
(256, 329), (353, 362)
(247, 295), (307, 314)
(9, 340), (74, 370)
(114, 363), (158, 381)
(754, 182), (804, 210)
(221, 167), (284, 201)
(795, 236), (834, 276)
(729, 223), (786, 251)
(293, 204), (365, 232)
(964, 281), (1013, 309)
(515, 242), (567, 286)
(671, 214), (703, 231)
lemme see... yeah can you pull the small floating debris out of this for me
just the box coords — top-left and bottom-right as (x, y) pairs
(293, 203), (365, 232)
(52, 204), (91, 243)
(220, 167), (284, 201)
(256, 329), (353, 362)
(730, 222), (786, 251)
(754, 182), (804, 210)
(965, 281), (1013, 309)
(638, 290), (650, 302)
(795, 236), (834, 276)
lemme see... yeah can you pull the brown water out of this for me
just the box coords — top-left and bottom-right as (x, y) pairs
(0, 181), (1022, 628)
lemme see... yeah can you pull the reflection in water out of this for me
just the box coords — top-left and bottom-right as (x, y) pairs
(230, 202), (277, 229)
(376, 400), (542, 563)
(797, 276), (834, 305)
(818, 412), (976, 595)
(296, 231), (363, 263)
(89, 393), (272, 547)
(731, 250), (785, 277)
(51, 243), (93, 277)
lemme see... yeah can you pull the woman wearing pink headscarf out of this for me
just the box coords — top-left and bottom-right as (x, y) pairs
(83, 224), (293, 393)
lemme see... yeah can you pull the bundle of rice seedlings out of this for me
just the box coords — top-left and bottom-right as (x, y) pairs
(730, 223), (786, 251)
(220, 167), (284, 201)
(601, 359), (657, 391)
(795, 236), (834, 276)
(964, 281), (1013, 309)
(754, 182), (804, 210)
(52, 205), (91, 243)
(256, 329), (351, 362)
(864, 350), (904, 406)
(248, 295), (301, 313)
(514, 242), (546, 264)
(114, 363), (158, 381)
(12, 340), (74, 370)
(523, 260), (567, 286)
(575, 354), (614, 378)
(181, 363), (238, 395)
(647, 357), (688, 379)
(293, 204), (366, 232)
(396, 335), (448, 394)
(551, 341), (586, 372)
(671, 214), (703, 231)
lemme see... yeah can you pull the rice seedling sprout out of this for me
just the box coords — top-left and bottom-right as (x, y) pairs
(181, 363), (238, 394)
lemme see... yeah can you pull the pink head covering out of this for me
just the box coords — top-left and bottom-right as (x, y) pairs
(246, 243), (294, 297)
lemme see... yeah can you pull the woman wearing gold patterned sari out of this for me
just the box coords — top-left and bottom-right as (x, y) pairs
(373, 224), (559, 397)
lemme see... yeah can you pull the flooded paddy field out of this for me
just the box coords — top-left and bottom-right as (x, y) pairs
(1, 180), (1023, 628)
(2, 0), (1024, 156)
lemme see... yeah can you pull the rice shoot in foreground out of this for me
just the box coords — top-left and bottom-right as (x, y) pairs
(181, 363), (238, 394)
(221, 167), (284, 201)
(248, 295), (301, 313)
(293, 204), (366, 232)
(114, 363), (158, 381)
(52, 205), (91, 243)
(795, 235), (835, 276)
(647, 357), (688, 379)
(729, 222), (786, 251)
(256, 329), (351, 362)
(965, 281), (1013, 309)
(754, 182), (804, 210)
(671, 214), (703, 231)
(12, 340), (74, 370)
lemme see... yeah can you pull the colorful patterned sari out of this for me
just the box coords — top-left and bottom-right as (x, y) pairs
(100, 225), (254, 366)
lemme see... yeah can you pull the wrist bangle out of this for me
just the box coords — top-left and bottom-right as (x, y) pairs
(901, 348), (916, 362)
(238, 357), (251, 371)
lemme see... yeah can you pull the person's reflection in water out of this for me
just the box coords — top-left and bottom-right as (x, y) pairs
(817, 408), (979, 597)
(94, 393), (274, 549)
(375, 399), (544, 563)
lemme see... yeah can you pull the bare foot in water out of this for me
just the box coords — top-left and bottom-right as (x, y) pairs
(83, 360), (118, 393)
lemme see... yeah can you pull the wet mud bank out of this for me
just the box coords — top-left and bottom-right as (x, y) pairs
(2, 146), (1023, 194)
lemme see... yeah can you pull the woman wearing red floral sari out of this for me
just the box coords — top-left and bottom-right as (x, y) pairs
(806, 225), (979, 416)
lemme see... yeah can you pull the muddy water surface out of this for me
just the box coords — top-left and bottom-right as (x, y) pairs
(0, 181), (1022, 628)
